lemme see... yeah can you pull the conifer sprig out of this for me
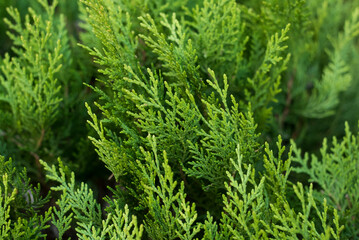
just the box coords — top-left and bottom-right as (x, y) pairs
(298, 8), (359, 118)
(220, 146), (266, 239)
(245, 24), (291, 126)
(138, 135), (200, 240)
(0, 174), (17, 239)
(188, 0), (248, 80)
(292, 122), (359, 236)
(186, 70), (260, 191)
(139, 13), (201, 92)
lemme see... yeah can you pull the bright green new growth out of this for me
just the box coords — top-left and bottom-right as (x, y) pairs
(137, 135), (200, 240)
(41, 159), (144, 239)
(0, 0), (92, 167)
(0, 174), (17, 239)
(36, 135), (345, 239)
(0, 0), (64, 150)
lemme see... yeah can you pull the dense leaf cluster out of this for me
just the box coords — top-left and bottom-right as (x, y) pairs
(0, 0), (358, 239)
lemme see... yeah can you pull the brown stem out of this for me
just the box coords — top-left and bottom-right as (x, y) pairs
(108, 173), (114, 180)
(346, 194), (352, 209)
(36, 128), (45, 150)
(30, 151), (43, 177)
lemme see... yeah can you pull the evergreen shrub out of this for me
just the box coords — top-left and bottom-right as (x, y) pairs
(0, 0), (358, 239)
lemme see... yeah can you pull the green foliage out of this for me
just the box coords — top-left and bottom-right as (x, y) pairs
(41, 158), (144, 239)
(139, 13), (201, 93)
(292, 123), (359, 237)
(272, 0), (359, 148)
(0, 0), (359, 239)
(0, 173), (17, 239)
(0, 155), (52, 239)
(244, 24), (290, 127)
(295, 8), (359, 118)
(0, 0), (96, 179)
(138, 136), (200, 239)
(185, 69), (260, 191)
(0, 0), (64, 149)
(187, 0), (247, 79)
